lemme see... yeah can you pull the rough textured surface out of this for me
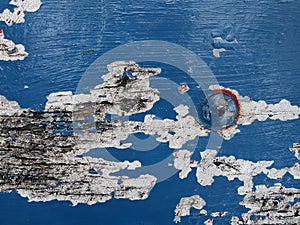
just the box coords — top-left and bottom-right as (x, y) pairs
(0, 108), (157, 205)
(176, 148), (300, 194)
(231, 184), (300, 224)
(196, 150), (273, 195)
(0, 0), (299, 224)
(46, 61), (161, 114)
(1, 60), (299, 223)
(0, 61), (211, 206)
(174, 146), (300, 224)
(0, 62), (162, 205)
(45, 61), (209, 152)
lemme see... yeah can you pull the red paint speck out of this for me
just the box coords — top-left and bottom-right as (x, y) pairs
(280, 186), (284, 191)
(178, 84), (190, 94)
(254, 217), (261, 223)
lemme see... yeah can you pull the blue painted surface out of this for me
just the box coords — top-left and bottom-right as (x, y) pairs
(0, 0), (299, 224)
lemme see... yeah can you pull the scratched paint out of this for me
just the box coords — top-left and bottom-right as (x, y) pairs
(1, 60), (300, 224)
(46, 61), (209, 152)
(231, 184), (300, 224)
(174, 146), (300, 224)
(173, 144), (300, 224)
(0, 61), (207, 205)
(0, 62), (161, 205)
(0, 0), (300, 224)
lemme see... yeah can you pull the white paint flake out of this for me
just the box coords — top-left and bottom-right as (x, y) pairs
(239, 98), (300, 125)
(0, 95), (22, 116)
(1, 60), (299, 222)
(0, 0), (42, 26)
(173, 150), (197, 179)
(0, 62), (210, 206)
(193, 148), (300, 195)
(211, 212), (228, 217)
(178, 83), (190, 94)
(265, 163), (300, 180)
(0, 62), (163, 205)
(174, 194), (229, 224)
(196, 149), (273, 195)
(46, 61), (160, 113)
(0, 0), (42, 60)
(46, 62), (209, 152)
(174, 195), (206, 223)
(0, 29), (28, 61)
(231, 183), (300, 224)
(74, 103), (208, 152)
(290, 143), (300, 160)
(142, 106), (209, 149)
(217, 125), (240, 140)
(212, 48), (226, 58)
(174, 143), (300, 223)
(17, 156), (156, 206)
